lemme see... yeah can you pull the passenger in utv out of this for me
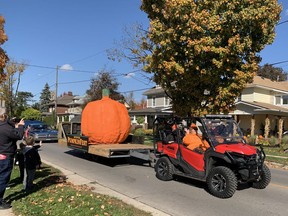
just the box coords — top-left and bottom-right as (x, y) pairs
(183, 123), (209, 152)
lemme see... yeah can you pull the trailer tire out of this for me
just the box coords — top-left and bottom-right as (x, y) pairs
(155, 157), (174, 181)
(207, 166), (237, 199)
(252, 164), (271, 189)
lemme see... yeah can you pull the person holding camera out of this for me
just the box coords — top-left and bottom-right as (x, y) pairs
(0, 113), (24, 209)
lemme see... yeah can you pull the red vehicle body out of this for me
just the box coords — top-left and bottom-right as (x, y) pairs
(153, 115), (271, 198)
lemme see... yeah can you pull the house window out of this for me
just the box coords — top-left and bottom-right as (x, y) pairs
(275, 96), (281, 105)
(283, 95), (288, 105)
(152, 97), (156, 107)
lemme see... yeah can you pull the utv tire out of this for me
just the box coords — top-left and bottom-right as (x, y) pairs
(207, 166), (237, 199)
(252, 164), (271, 189)
(155, 157), (174, 181)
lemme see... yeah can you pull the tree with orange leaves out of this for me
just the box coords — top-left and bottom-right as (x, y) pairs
(139, 0), (282, 116)
(0, 15), (9, 84)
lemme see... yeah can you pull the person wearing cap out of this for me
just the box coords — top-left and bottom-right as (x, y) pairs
(166, 124), (178, 143)
(183, 123), (210, 152)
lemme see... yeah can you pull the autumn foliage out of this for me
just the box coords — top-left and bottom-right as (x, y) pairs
(0, 16), (9, 83)
(141, 0), (282, 116)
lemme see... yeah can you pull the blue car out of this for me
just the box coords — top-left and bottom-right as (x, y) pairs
(25, 121), (58, 142)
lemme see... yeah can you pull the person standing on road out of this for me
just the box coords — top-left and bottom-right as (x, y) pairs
(0, 113), (24, 209)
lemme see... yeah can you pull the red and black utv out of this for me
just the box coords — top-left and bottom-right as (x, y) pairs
(153, 115), (271, 198)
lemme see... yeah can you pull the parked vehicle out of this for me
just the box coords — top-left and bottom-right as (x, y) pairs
(26, 121), (58, 142)
(153, 115), (271, 198)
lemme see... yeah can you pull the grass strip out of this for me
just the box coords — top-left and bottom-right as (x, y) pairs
(5, 164), (152, 216)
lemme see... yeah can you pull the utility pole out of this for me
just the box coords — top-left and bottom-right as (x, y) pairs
(55, 65), (58, 128)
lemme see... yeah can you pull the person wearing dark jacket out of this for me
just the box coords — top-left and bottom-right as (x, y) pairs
(23, 136), (41, 192)
(0, 113), (24, 209)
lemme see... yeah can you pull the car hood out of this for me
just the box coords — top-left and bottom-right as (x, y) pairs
(30, 130), (58, 135)
(215, 143), (257, 156)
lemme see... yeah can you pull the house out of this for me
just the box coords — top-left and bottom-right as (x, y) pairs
(232, 76), (288, 138)
(129, 76), (288, 137)
(66, 95), (86, 121)
(129, 85), (172, 129)
(48, 91), (82, 123)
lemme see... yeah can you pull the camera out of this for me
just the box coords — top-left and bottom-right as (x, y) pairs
(12, 117), (21, 123)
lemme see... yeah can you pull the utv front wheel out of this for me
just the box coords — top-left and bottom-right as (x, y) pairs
(252, 164), (271, 189)
(155, 157), (174, 181)
(207, 166), (237, 199)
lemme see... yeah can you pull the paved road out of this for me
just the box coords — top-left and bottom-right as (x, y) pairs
(39, 142), (288, 216)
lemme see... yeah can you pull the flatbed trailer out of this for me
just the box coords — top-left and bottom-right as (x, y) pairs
(67, 134), (154, 162)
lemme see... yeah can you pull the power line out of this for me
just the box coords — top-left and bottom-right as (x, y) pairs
(68, 49), (108, 65)
(277, 20), (288, 26)
(270, 60), (288, 66)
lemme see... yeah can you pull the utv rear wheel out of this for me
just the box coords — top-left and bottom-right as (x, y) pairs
(155, 157), (174, 181)
(207, 166), (237, 199)
(252, 164), (271, 189)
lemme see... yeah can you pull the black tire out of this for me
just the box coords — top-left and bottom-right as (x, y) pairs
(252, 164), (271, 189)
(207, 166), (237, 199)
(155, 157), (174, 181)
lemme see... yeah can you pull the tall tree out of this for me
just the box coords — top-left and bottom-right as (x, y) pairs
(0, 16), (9, 84)
(111, 0), (281, 116)
(257, 64), (287, 81)
(39, 83), (51, 112)
(0, 60), (26, 116)
(85, 68), (124, 105)
(14, 91), (34, 117)
(140, 0), (281, 116)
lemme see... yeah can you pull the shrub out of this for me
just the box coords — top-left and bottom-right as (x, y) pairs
(268, 136), (278, 146)
(134, 128), (145, 136)
(258, 138), (270, 146)
(247, 135), (258, 145)
(144, 129), (153, 136)
(281, 136), (288, 145)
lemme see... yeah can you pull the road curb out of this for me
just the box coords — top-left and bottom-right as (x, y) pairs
(42, 160), (171, 216)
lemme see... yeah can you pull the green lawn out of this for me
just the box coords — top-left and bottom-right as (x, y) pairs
(262, 146), (288, 166)
(6, 165), (152, 216)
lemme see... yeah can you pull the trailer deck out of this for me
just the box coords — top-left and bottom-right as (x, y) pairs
(67, 134), (154, 161)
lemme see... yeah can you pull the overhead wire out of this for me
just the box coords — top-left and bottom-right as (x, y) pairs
(14, 61), (153, 99)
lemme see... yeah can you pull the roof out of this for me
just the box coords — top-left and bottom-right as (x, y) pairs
(143, 76), (288, 96)
(49, 94), (74, 106)
(246, 76), (288, 93)
(143, 87), (165, 96)
(235, 101), (288, 116)
(129, 107), (172, 115)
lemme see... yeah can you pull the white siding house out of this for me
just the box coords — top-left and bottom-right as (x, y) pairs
(129, 76), (288, 136)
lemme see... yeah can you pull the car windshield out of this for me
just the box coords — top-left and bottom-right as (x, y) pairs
(203, 119), (245, 146)
(30, 124), (49, 130)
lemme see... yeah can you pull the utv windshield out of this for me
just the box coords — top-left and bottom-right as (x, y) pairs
(203, 118), (245, 147)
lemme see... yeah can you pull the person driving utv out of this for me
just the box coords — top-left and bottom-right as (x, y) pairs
(183, 123), (210, 152)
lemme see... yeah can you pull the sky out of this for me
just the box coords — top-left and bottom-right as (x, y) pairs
(1, 0), (288, 103)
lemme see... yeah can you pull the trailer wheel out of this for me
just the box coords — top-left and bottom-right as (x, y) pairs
(207, 166), (237, 199)
(252, 164), (271, 189)
(155, 157), (174, 181)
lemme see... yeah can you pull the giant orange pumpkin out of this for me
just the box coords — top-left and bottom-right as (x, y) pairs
(81, 89), (131, 144)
